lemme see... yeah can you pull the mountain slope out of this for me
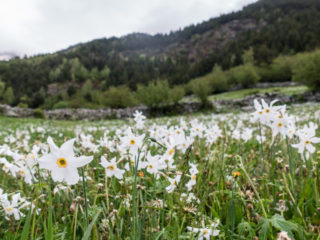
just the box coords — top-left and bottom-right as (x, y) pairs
(0, 0), (320, 107)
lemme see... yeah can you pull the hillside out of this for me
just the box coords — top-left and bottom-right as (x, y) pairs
(0, 0), (320, 108)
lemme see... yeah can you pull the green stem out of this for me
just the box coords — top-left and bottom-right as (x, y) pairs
(133, 150), (141, 240)
(238, 156), (267, 218)
(81, 168), (89, 227)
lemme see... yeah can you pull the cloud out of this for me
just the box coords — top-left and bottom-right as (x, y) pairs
(0, 0), (258, 55)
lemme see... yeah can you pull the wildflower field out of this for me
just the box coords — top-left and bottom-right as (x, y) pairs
(0, 100), (320, 240)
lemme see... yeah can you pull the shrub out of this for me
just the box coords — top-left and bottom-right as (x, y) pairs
(136, 80), (171, 108)
(292, 50), (320, 91)
(209, 65), (228, 93)
(17, 103), (29, 108)
(189, 76), (213, 106)
(3, 87), (15, 105)
(34, 108), (44, 119)
(230, 64), (260, 88)
(53, 101), (69, 109)
(104, 85), (137, 108)
(269, 55), (295, 82)
(169, 85), (185, 105)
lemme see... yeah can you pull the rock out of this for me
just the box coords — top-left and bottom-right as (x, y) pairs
(0, 91), (319, 120)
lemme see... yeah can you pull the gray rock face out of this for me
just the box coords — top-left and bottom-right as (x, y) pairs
(0, 91), (319, 120)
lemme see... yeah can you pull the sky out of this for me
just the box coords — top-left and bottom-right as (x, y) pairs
(0, 0), (258, 56)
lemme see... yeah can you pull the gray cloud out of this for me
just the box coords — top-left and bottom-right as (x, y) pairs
(0, 0), (257, 56)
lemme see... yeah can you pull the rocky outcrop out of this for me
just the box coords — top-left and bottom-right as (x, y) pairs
(0, 91), (319, 120)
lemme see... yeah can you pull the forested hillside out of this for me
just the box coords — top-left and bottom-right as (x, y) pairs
(0, 0), (320, 108)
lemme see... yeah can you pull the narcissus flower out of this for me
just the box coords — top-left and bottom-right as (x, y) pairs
(100, 156), (125, 179)
(38, 137), (93, 185)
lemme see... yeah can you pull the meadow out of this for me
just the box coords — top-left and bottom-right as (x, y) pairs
(0, 99), (319, 239)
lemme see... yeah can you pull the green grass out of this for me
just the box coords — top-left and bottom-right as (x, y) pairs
(182, 85), (309, 103)
(0, 102), (319, 239)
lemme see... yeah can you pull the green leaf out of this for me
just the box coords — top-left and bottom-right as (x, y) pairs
(237, 220), (255, 238)
(271, 214), (301, 240)
(257, 218), (271, 240)
(82, 210), (101, 240)
(20, 208), (32, 240)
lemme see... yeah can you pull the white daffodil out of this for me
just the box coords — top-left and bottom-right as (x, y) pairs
(292, 122), (320, 159)
(100, 156), (125, 179)
(166, 175), (181, 193)
(38, 137), (93, 185)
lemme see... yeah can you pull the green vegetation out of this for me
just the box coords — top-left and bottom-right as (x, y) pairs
(0, 0), (319, 109)
(0, 102), (319, 238)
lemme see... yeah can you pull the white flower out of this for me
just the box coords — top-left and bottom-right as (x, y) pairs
(166, 175), (181, 193)
(100, 156), (125, 179)
(38, 137), (93, 185)
(277, 231), (292, 240)
(292, 122), (320, 159)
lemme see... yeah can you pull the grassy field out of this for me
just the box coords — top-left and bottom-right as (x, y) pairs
(182, 85), (309, 103)
(0, 100), (319, 239)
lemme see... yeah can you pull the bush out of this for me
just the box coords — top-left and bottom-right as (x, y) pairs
(3, 87), (15, 105)
(136, 80), (171, 108)
(17, 103), (29, 108)
(189, 76), (213, 106)
(209, 65), (228, 93)
(269, 55), (295, 82)
(230, 64), (260, 88)
(169, 85), (185, 105)
(53, 101), (69, 109)
(104, 85), (137, 108)
(34, 108), (44, 119)
(292, 50), (320, 91)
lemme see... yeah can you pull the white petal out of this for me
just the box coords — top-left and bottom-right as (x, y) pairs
(51, 168), (65, 182)
(38, 153), (57, 170)
(311, 137), (320, 144)
(60, 139), (76, 158)
(47, 137), (59, 152)
(306, 143), (315, 153)
(69, 156), (93, 168)
(64, 168), (80, 185)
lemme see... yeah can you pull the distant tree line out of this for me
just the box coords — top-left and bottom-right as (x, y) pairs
(0, 0), (319, 108)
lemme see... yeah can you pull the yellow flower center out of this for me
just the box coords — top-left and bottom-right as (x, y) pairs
(278, 122), (283, 127)
(202, 229), (209, 234)
(57, 158), (67, 168)
(169, 149), (175, 156)
(20, 170), (25, 175)
(176, 130), (181, 134)
(305, 140), (310, 145)
(108, 165), (115, 171)
(258, 111), (263, 115)
(130, 139), (136, 145)
(265, 109), (270, 113)
(148, 165), (153, 169)
(6, 206), (12, 212)
(192, 175), (196, 180)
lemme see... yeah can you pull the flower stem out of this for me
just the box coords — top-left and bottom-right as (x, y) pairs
(81, 168), (89, 227)
(238, 156), (267, 218)
(105, 169), (110, 211)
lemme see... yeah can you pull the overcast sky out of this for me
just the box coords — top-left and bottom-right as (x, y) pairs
(0, 0), (258, 56)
